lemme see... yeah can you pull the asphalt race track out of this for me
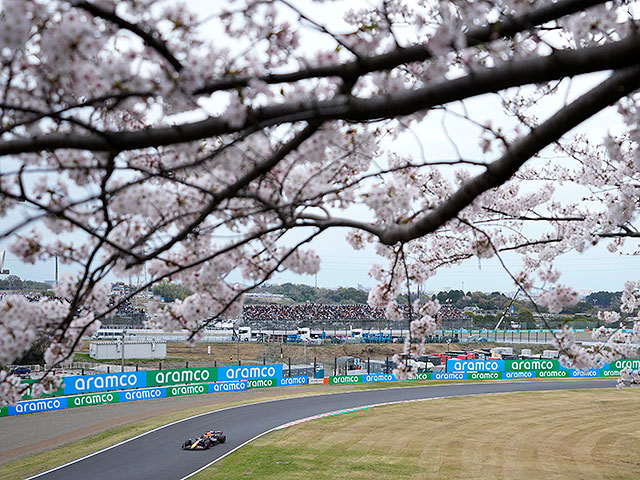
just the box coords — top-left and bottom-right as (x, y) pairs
(29, 379), (615, 480)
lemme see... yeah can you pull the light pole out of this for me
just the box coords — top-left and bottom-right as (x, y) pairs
(121, 329), (127, 372)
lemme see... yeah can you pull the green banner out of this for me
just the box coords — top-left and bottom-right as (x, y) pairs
(147, 367), (217, 387)
(602, 369), (622, 377)
(247, 378), (277, 389)
(505, 359), (559, 372)
(329, 375), (363, 385)
(469, 372), (500, 380)
(536, 369), (569, 378)
(68, 391), (120, 408)
(407, 373), (431, 381)
(0, 406), (7, 417)
(167, 384), (207, 397)
(21, 379), (65, 400)
(608, 359), (640, 371)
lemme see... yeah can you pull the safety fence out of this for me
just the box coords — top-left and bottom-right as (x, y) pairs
(2, 359), (636, 418)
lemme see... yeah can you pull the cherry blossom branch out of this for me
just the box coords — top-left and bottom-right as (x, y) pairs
(195, 0), (609, 95)
(377, 66), (640, 244)
(2, 33), (639, 156)
(125, 121), (322, 266)
(72, 1), (183, 72)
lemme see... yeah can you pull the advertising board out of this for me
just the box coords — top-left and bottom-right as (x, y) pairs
(433, 372), (467, 380)
(447, 360), (504, 373)
(502, 371), (536, 379)
(407, 373), (431, 381)
(469, 372), (499, 380)
(209, 381), (248, 393)
(147, 367), (217, 387)
(329, 375), (362, 385)
(7, 397), (68, 416)
(607, 359), (640, 371)
(363, 374), (396, 383)
(505, 359), (558, 371)
(68, 391), (119, 408)
(217, 364), (283, 382)
(63, 371), (147, 395)
(119, 387), (167, 402)
(21, 379), (65, 399)
(278, 376), (309, 387)
(167, 384), (208, 397)
(247, 378), (277, 389)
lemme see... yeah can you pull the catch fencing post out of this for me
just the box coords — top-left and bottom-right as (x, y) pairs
(186, 361), (189, 368)
(314, 357), (317, 376)
(288, 357), (291, 377)
(385, 357), (389, 374)
(367, 357), (370, 374)
(136, 364), (139, 371)
(214, 360), (217, 367)
(334, 357), (337, 376)
(263, 354), (265, 365)
(107, 366), (110, 373)
(159, 361), (162, 370)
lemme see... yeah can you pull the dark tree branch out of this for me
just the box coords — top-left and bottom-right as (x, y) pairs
(194, 0), (608, 95)
(126, 121), (323, 266)
(297, 67), (640, 244)
(379, 66), (640, 244)
(73, 1), (183, 72)
(1, 33), (639, 156)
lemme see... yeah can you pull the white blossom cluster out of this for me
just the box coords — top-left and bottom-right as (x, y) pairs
(1, 0), (640, 403)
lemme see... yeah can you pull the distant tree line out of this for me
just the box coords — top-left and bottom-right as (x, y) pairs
(151, 281), (192, 303)
(0, 275), (51, 291)
(1, 276), (625, 314)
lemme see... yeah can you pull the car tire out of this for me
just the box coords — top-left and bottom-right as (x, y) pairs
(220, 435), (226, 444)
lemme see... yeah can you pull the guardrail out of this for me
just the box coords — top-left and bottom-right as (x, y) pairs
(2, 359), (634, 418)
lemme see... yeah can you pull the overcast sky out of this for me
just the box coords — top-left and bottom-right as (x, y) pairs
(1, 2), (638, 295)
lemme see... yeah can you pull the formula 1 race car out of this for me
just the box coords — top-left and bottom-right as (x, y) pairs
(181, 430), (227, 450)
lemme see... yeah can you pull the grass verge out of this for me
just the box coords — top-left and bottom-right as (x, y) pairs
(192, 388), (640, 480)
(0, 379), (620, 479)
(0, 381), (438, 480)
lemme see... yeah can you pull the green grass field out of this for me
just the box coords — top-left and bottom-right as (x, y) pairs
(192, 389), (640, 480)
(2, 386), (638, 480)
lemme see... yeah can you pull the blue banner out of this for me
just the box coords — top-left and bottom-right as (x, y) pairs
(118, 387), (166, 402)
(278, 376), (309, 387)
(63, 371), (147, 395)
(209, 381), (248, 393)
(433, 372), (467, 381)
(568, 369), (601, 377)
(217, 364), (283, 381)
(447, 360), (505, 373)
(502, 371), (536, 379)
(8, 397), (68, 416)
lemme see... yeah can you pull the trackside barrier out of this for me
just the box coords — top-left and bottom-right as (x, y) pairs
(5, 357), (638, 417)
(446, 359), (637, 377)
(278, 376), (309, 387)
(247, 378), (277, 389)
(33, 364), (284, 399)
(5, 381), (249, 416)
(324, 374), (397, 385)
(147, 367), (218, 387)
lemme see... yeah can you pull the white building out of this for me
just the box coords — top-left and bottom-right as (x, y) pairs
(89, 340), (166, 360)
